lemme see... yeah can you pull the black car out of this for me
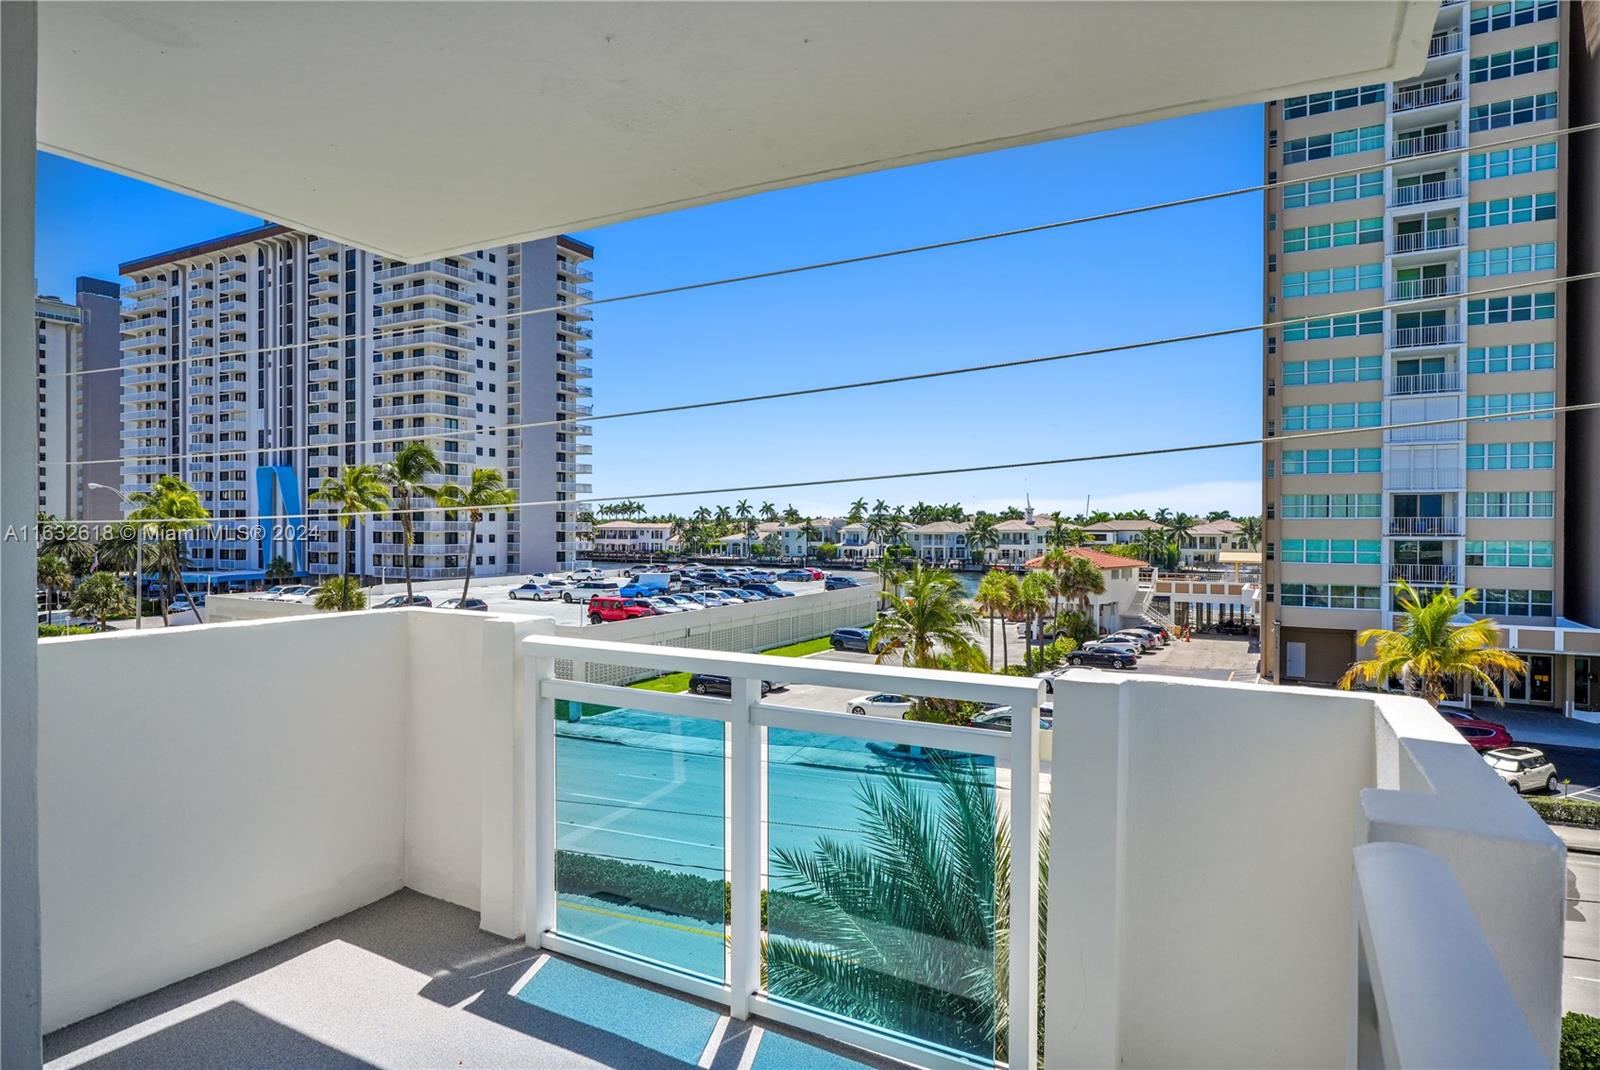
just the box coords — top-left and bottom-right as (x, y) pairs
(1213, 620), (1254, 636)
(830, 627), (884, 653)
(1066, 648), (1137, 670)
(825, 575), (861, 591)
(688, 673), (781, 697)
(742, 581), (793, 598)
(438, 597), (489, 611)
(377, 594), (432, 608)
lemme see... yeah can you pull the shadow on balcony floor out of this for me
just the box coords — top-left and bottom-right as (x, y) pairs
(44, 889), (903, 1070)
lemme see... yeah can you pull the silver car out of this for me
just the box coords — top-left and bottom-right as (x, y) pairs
(1483, 747), (1556, 794)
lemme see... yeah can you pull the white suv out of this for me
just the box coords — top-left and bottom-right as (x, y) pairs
(1483, 747), (1556, 794)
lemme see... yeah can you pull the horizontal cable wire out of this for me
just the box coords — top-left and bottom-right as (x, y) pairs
(73, 401), (1600, 529)
(50, 119), (1600, 382)
(53, 269), (1600, 469)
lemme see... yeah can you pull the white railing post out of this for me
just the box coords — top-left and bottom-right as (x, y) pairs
(1009, 688), (1042, 1070)
(524, 652), (557, 946)
(728, 674), (762, 1019)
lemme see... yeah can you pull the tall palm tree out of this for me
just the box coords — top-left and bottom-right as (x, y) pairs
(1013, 572), (1051, 667)
(847, 497), (869, 525)
(759, 501), (778, 522)
(438, 468), (518, 603)
(1338, 582), (1526, 706)
(128, 474), (210, 623)
(37, 554), (73, 621)
(379, 441), (444, 602)
(1039, 546), (1070, 616)
(868, 563), (983, 677)
(870, 553), (906, 610)
(799, 519), (821, 563)
(310, 463), (390, 601)
(1056, 555), (1105, 618)
(1164, 512), (1196, 566)
(38, 512), (96, 576)
(1237, 515), (1263, 551)
(975, 569), (1014, 669)
(69, 571), (135, 630)
(967, 515), (999, 568)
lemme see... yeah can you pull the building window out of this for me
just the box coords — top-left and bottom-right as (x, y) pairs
(1470, 0), (1559, 36)
(1473, 588), (1554, 617)
(1467, 243), (1556, 277)
(1466, 441), (1554, 470)
(1281, 448), (1382, 474)
(1281, 170), (1384, 209)
(1468, 193), (1557, 228)
(1469, 42), (1558, 83)
(1467, 342), (1555, 374)
(1279, 583), (1383, 610)
(1280, 493), (1382, 519)
(1281, 356), (1382, 386)
(1466, 292), (1555, 324)
(1465, 541), (1555, 568)
(1282, 125), (1384, 164)
(1466, 392), (1557, 421)
(1469, 142), (1557, 180)
(1469, 92), (1558, 132)
(1282, 313), (1382, 344)
(1281, 264), (1382, 297)
(1282, 217), (1383, 252)
(1283, 403), (1382, 431)
(1281, 85), (1385, 119)
(1280, 539), (1382, 564)
(1467, 491), (1554, 518)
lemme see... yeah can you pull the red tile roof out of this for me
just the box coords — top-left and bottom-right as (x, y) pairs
(1023, 547), (1147, 570)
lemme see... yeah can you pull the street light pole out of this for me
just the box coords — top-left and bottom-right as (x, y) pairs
(89, 482), (142, 630)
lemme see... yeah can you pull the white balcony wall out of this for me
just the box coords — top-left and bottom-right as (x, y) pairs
(35, 611), (550, 1032)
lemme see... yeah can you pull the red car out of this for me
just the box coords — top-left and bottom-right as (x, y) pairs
(1440, 710), (1514, 752)
(588, 595), (658, 624)
(804, 567), (824, 580)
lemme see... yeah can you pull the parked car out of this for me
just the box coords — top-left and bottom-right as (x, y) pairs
(743, 582), (793, 598)
(846, 693), (913, 718)
(803, 567), (825, 580)
(1107, 630), (1160, 652)
(509, 582), (560, 601)
(969, 707), (1051, 732)
(564, 579), (621, 603)
(1082, 639), (1141, 660)
(1439, 710), (1515, 752)
(377, 594), (432, 609)
(777, 569), (814, 582)
(719, 587), (759, 602)
(437, 597), (489, 611)
(1212, 620), (1254, 636)
(273, 585), (316, 603)
(824, 575), (861, 591)
(744, 571), (778, 583)
(645, 597), (686, 614)
(251, 585), (289, 601)
(1119, 625), (1167, 644)
(689, 673), (782, 697)
(1066, 648), (1137, 670)
(697, 591), (732, 607)
(654, 595), (701, 611)
(1482, 747), (1556, 794)
(587, 595), (658, 623)
(830, 627), (884, 653)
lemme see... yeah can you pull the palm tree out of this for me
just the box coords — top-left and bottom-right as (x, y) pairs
(265, 556), (296, 585)
(1056, 555), (1105, 618)
(70, 571), (136, 629)
(128, 474), (210, 623)
(1039, 546), (1070, 616)
(1338, 582), (1526, 707)
(867, 563), (983, 675)
(1013, 572), (1051, 667)
(379, 441), (444, 602)
(782, 504), (802, 525)
(1164, 512), (1196, 566)
(437, 468), (518, 603)
(975, 569), (1014, 669)
(847, 497), (869, 525)
(967, 515), (1000, 568)
(310, 463), (390, 602)
(38, 512), (95, 576)
(799, 519), (821, 563)
(313, 576), (367, 612)
(1237, 515), (1263, 551)
(870, 553), (906, 611)
(37, 554), (73, 621)
(759, 501), (778, 523)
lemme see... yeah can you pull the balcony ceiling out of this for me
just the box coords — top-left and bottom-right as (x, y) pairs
(38, 1), (1434, 262)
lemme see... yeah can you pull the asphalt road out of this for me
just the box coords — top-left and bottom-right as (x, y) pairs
(1566, 852), (1599, 1017)
(1521, 744), (1600, 801)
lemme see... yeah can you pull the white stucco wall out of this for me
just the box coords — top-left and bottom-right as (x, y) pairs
(37, 614), (410, 1031)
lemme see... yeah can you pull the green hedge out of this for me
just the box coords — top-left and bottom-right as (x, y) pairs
(1564, 1013), (1600, 1070)
(37, 624), (98, 637)
(1529, 796), (1600, 830)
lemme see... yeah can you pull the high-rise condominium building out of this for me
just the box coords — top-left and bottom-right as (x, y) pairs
(1261, 0), (1600, 716)
(36, 276), (122, 522)
(117, 227), (594, 583)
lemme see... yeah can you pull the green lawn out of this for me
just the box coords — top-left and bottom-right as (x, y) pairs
(623, 636), (832, 694)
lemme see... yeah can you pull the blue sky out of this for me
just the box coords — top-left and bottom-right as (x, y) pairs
(37, 103), (1264, 518)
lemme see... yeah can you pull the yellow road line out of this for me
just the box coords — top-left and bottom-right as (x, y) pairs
(561, 898), (725, 939)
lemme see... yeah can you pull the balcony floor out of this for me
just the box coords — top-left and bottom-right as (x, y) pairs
(44, 890), (899, 1070)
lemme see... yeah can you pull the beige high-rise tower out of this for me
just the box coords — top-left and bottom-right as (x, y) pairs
(1261, 0), (1600, 716)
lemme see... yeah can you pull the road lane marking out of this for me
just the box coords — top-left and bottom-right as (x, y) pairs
(560, 899), (724, 939)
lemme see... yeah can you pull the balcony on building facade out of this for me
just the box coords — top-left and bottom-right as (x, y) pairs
(1389, 323), (1463, 349)
(557, 259), (594, 282)
(124, 296), (166, 315)
(308, 237), (340, 253)
(378, 353), (474, 375)
(373, 260), (477, 284)
(1387, 370), (1462, 396)
(308, 324), (340, 340)
(120, 315), (166, 334)
(1391, 79), (1463, 113)
(1390, 562), (1459, 586)
(372, 329), (474, 352)
(1388, 224), (1462, 253)
(309, 280), (341, 297)
(373, 307), (473, 329)
(1390, 275), (1463, 302)
(1426, 28), (1464, 59)
(374, 282), (474, 306)
(308, 364), (342, 383)
(1387, 516), (1463, 537)
(218, 278), (247, 295)
(556, 318), (592, 338)
(373, 377), (467, 397)
(309, 300), (340, 317)
(120, 277), (167, 299)
(1386, 420), (1464, 444)
(309, 256), (341, 277)
(1391, 128), (1465, 161)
